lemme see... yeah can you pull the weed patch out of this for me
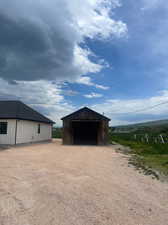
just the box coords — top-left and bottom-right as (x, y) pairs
(111, 135), (168, 180)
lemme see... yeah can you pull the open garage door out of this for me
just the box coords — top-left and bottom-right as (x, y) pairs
(72, 121), (99, 145)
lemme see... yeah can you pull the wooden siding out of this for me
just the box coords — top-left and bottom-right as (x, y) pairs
(62, 107), (110, 145)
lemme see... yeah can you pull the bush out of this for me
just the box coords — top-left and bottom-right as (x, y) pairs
(52, 127), (62, 138)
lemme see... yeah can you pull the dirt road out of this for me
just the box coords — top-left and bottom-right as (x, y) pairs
(0, 139), (167, 225)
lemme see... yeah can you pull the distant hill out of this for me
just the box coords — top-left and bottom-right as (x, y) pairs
(116, 119), (168, 128)
(112, 119), (168, 134)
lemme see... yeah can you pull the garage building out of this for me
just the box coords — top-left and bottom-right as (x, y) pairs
(61, 107), (110, 145)
(0, 101), (54, 145)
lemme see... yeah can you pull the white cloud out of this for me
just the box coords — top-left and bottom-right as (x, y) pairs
(2, 78), (168, 127)
(67, 0), (127, 39)
(91, 90), (168, 125)
(76, 76), (109, 90)
(95, 84), (110, 90)
(73, 46), (103, 76)
(0, 78), (76, 126)
(84, 92), (103, 98)
(0, 79), (62, 104)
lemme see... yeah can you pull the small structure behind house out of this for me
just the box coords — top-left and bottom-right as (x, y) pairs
(61, 107), (110, 145)
(0, 101), (54, 145)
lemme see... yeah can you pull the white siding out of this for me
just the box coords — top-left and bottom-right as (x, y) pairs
(0, 119), (16, 145)
(16, 120), (52, 144)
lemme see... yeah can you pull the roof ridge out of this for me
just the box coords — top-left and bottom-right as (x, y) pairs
(61, 107), (110, 121)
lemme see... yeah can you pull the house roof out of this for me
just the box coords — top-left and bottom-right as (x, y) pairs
(0, 101), (54, 124)
(61, 107), (111, 121)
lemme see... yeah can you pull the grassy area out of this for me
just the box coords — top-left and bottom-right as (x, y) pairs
(111, 134), (168, 177)
(52, 127), (62, 138)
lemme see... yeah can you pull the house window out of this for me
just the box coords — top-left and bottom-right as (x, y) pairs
(0, 122), (8, 134)
(38, 124), (40, 134)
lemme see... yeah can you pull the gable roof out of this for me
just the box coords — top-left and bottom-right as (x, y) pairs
(61, 107), (110, 121)
(0, 101), (54, 124)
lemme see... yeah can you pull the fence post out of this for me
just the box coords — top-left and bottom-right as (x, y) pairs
(159, 134), (165, 144)
(145, 134), (149, 143)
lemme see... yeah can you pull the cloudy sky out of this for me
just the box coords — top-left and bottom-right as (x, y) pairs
(0, 0), (168, 126)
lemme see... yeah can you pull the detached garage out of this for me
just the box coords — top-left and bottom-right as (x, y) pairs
(0, 101), (54, 145)
(61, 107), (110, 145)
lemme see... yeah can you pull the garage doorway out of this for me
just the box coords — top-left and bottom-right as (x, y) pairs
(72, 121), (100, 145)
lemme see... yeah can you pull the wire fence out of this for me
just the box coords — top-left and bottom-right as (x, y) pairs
(112, 133), (168, 144)
(133, 134), (168, 144)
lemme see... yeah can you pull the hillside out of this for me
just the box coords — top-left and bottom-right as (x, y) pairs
(112, 119), (168, 134)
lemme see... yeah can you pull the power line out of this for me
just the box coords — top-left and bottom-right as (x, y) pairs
(110, 100), (168, 115)
(128, 100), (168, 114)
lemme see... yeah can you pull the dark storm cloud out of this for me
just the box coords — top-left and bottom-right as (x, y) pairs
(0, 0), (127, 83)
(0, 13), (48, 52)
(0, 10), (76, 81)
(7, 80), (18, 85)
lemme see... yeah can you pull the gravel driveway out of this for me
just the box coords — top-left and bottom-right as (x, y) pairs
(0, 139), (167, 225)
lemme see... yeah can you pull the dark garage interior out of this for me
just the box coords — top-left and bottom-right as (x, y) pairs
(61, 107), (110, 145)
(72, 121), (99, 145)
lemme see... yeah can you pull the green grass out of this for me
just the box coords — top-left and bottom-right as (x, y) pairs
(111, 135), (168, 176)
(142, 154), (168, 175)
(52, 128), (62, 138)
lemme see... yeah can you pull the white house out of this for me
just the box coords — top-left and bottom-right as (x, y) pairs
(0, 101), (55, 145)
